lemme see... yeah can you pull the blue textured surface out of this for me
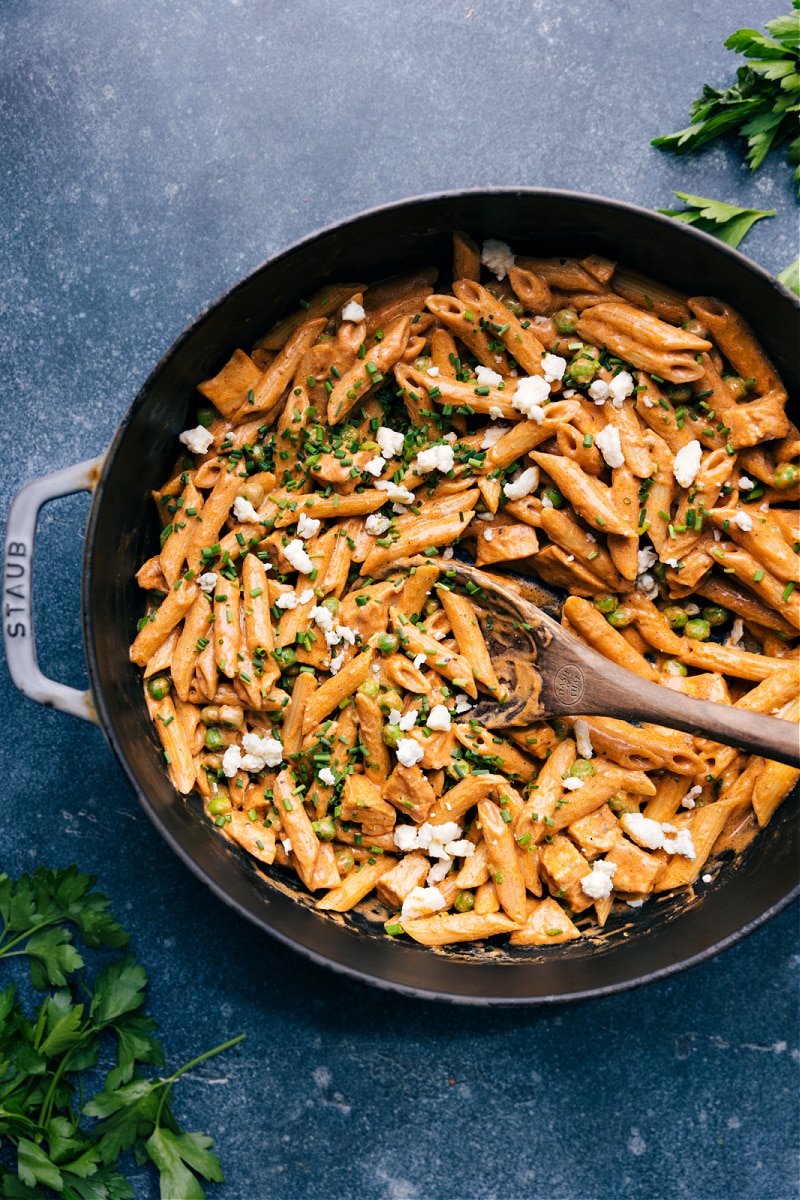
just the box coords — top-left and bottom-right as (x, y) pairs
(1, 1), (798, 1197)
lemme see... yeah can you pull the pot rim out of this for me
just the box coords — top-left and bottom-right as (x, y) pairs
(80, 186), (800, 1004)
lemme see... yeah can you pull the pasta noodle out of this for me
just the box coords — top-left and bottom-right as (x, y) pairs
(131, 235), (799, 950)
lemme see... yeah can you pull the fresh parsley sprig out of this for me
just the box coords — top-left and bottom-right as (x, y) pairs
(658, 191), (776, 248)
(652, 3), (800, 193)
(777, 255), (800, 294)
(0, 867), (244, 1199)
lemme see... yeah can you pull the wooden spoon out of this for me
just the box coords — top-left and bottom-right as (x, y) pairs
(432, 559), (800, 769)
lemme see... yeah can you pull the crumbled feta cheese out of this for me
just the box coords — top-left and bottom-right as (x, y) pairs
(588, 379), (610, 404)
(489, 405), (504, 420)
(427, 366), (441, 377)
(241, 731), (284, 769)
(483, 529), (494, 542)
(702, 873), (713, 884)
(296, 512), (321, 540)
(427, 704), (452, 732)
(476, 511), (494, 521)
(365, 513), (391, 536)
(275, 591), (298, 610)
(341, 300), (365, 322)
(608, 371), (634, 406)
(318, 766), (336, 786)
(673, 440), (703, 489)
(444, 431), (457, 442)
(580, 859), (617, 900)
(664, 557), (680, 570)
(562, 388), (576, 399)
(595, 424), (625, 469)
(329, 654), (344, 674)
(233, 495), (261, 524)
(336, 625), (356, 645)
(363, 456), (386, 478)
(282, 838), (293, 855)
(621, 811), (666, 850)
(417, 821), (461, 851)
(662, 829), (696, 859)
(475, 365), (503, 387)
(725, 617), (744, 648)
(562, 777), (585, 791)
(197, 572), (218, 594)
(394, 824), (420, 852)
(426, 860), (452, 884)
(637, 546), (658, 574)
(626, 899), (644, 908)
(179, 425), (214, 456)
(738, 475), (755, 490)
(512, 375), (550, 419)
(444, 839), (474, 858)
(388, 709), (402, 727)
(481, 423), (511, 449)
(733, 511), (753, 532)
(454, 693), (471, 714)
(401, 886), (446, 920)
(681, 785), (703, 810)
(298, 589), (314, 604)
(283, 539), (314, 574)
(635, 572), (659, 601)
(221, 745), (242, 778)
(398, 710), (418, 732)
(412, 653), (427, 670)
(396, 738), (424, 767)
(481, 238), (515, 280)
(503, 466), (540, 501)
(416, 444), (455, 474)
(542, 353), (567, 382)
(310, 605), (334, 633)
(441, 547), (454, 560)
(573, 719), (594, 760)
(376, 426), (405, 459)
(540, 494), (554, 509)
(375, 480), (415, 505)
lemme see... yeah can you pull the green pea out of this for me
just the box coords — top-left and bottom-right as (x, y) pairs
(322, 595), (340, 614)
(454, 890), (475, 913)
(423, 597), (440, 618)
(566, 353), (598, 386)
(773, 463), (799, 490)
(377, 632), (400, 655)
(239, 480), (265, 508)
(592, 593), (619, 615)
(147, 676), (172, 701)
(608, 794), (639, 816)
(196, 407), (216, 428)
(357, 678), (381, 699)
(722, 375), (748, 402)
(247, 443), (266, 465)
(208, 795), (231, 816)
(205, 727), (225, 752)
(685, 618), (711, 641)
(606, 606), (634, 629)
(333, 846), (355, 875)
(378, 688), (404, 714)
(414, 355), (432, 372)
(542, 487), (564, 509)
(661, 659), (688, 677)
(702, 605), (729, 628)
(552, 308), (578, 335)
(382, 724), (402, 749)
(272, 646), (297, 669)
(570, 759), (596, 780)
(313, 816), (337, 842)
(663, 605), (688, 629)
(200, 705), (220, 725)
(664, 382), (692, 404)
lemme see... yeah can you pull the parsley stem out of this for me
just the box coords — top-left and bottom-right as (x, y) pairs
(152, 1033), (246, 1127)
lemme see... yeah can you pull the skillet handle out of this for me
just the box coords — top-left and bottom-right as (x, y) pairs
(3, 457), (105, 724)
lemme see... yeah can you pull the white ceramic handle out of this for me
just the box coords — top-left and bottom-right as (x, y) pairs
(3, 456), (105, 723)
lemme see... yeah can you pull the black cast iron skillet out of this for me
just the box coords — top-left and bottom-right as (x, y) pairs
(4, 190), (799, 1004)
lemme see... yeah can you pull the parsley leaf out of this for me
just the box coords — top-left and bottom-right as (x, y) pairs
(0, 866), (243, 1199)
(658, 190), (776, 248)
(777, 255), (800, 294)
(652, 4), (800, 193)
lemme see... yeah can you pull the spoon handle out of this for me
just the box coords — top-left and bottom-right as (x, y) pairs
(554, 648), (800, 769)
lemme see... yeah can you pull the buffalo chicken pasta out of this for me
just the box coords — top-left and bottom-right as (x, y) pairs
(131, 235), (800, 948)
